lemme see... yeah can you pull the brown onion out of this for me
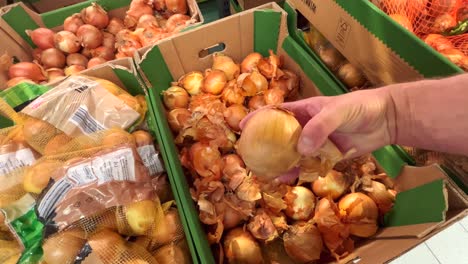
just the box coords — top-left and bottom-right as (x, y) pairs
(190, 142), (222, 179)
(223, 228), (263, 264)
(167, 108), (191, 132)
(77, 24), (103, 49)
(87, 57), (106, 68)
(221, 80), (245, 105)
(106, 17), (125, 35)
(247, 209), (278, 241)
(127, 0), (154, 21)
(46, 68), (65, 82)
(32, 48), (43, 62)
(222, 154), (245, 177)
(154, 0), (166, 11)
(339, 192), (379, 237)
(165, 14), (191, 33)
(284, 186), (316, 220)
(270, 69), (300, 99)
(118, 43), (141, 57)
(54, 31), (81, 53)
(137, 14), (159, 29)
(134, 25), (165, 46)
(64, 14), (84, 34)
(8, 62), (46, 82)
(66, 53), (88, 67)
(241, 52), (262, 73)
(203, 69), (227, 95)
(364, 180), (396, 215)
(80, 3), (109, 29)
(264, 87), (285, 105)
(162, 86), (190, 110)
(41, 48), (66, 69)
(91, 46), (115, 61)
(26, 28), (54, 50)
(65, 65), (85, 75)
(248, 95), (266, 110)
(312, 170), (351, 200)
(283, 221), (323, 263)
(337, 63), (366, 88)
(6, 77), (35, 88)
(166, 0), (188, 15)
(102, 32), (116, 50)
(212, 53), (240, 81)
(237, 71), (268, 96)
(224, 104), (247, 132)
(319, 45), (345, 72)
(81, 47), (93, 58)
(179, 71), (203, 95)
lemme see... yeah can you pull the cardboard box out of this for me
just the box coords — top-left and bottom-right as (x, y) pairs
(18, 0), (87, 13)
(288, 0), (463, 87)
(0, 0), (203, 90)
(134, 3), (468, 264)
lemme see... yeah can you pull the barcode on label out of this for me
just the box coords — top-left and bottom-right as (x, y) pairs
(69, 105), (105, 134)
(66, 162), (97, 185)
(137, 145), (165, 176)
(37, 177), (73, 220)
(0, 148), (36, 175)
(94, 148), (136, 184)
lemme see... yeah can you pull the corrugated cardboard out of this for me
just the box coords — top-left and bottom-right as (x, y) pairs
(0, 0), (203, 89)
(134, 3), (468, 263)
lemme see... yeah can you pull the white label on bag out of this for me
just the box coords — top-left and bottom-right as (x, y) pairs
(94, 148), (136, 184)
(0, 148), (36, 175)
(69, 105), (106, 134)
(66, 161), (97, 185)
(137, 145), (165, 176)
(37, 177), (73, 219)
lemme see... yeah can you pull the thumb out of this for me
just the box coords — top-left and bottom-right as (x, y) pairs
(297, 109), (342, 156)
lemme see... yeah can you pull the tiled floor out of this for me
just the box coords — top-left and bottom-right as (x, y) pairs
(390, 215), (468, 264)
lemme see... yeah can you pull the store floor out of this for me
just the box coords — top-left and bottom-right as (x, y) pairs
(391, 215), (468, 264)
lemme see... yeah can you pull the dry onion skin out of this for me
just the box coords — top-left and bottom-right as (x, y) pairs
(283, 221), (323, 263)
(223, 228), (263, 264)
(338, 192), (379, 238)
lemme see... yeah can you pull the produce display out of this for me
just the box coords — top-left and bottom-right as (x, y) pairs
(0, 76), (190, 264)
(302, 24), (371, 91)
(377, 0), (468, 70)
(1, 0), (194, 89)
(162, 52), (397, 263)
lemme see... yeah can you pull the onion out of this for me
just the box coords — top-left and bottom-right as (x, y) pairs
(237, 108), (301, 180)
(247, 209), (278, 241)
(26, 28), (54, 50)
(248, 95), (266, 110)
(270, 69), (300, 99)
(118, 43), (141, 57)
(54, 31), (81, 53)
(137, 14), (159, 29)
(241, 52), (262, 73)
(212, 53), (240, 81)
(457, 5), (468, 22)
(80, 3), (109, 29)
(63, 14), (84, 34)
(152, 243), (191, 264)
(440, 48), (466, 66)
(46, 68), (65, 82)
(338, 192), (379, 237)
(223, 104), (247, 132)
(389, 14), (414, 32)
(166, 14), (191, 32)
(190, 142), (222, 179)
(77, 24), (103, 49)
(283, 221), (323, 263)
(237, 71), (268, 96)
(64, 65), (85, 75)
(257, 50), (282, 79)
(106, 17), (125, 35)
(220, 204), (245, 230)
(127, 0), (154, 21)
(264, 87), (285, 105)
(153, 208), (183, 244)
(6, 77), (35, 88)
(87, 57), (106, 68)
(432, 13), (457, 33)
(66, 53), (88, 67)
(42, 230), (86, 264)
(337, 63), (366, 88)
(284, 186), (316, 220)
(424, 34), (453, 52)
(91, 46), (115, 61)
(222, 154), (245, 177)
(81, 47), (93, 58)
(102, 32), (116, 50)
(134, 25), (165, 46)
(32, 48), (43, 62)
(381, 0), (407, 13)
(8, 62), (46, 82)
(40, 48), (66, 69)
(428, 0), (457, 17)
(318, 45), (345, 72)
(311, 170), (352, 200)
(162, 86), (190, 110)
(223, 228), (263, 264)
(364, 180), (396, 215)
(179, 71), (204, 95)
(221, 80), (245, 105)
(203, 69), (227, 95)
(167, 108), (191, 132)
(154, 0), (166, 11)
(166, 0), (188, 14)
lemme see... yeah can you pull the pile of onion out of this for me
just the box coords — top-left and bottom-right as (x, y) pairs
(2, 0), (192, 89)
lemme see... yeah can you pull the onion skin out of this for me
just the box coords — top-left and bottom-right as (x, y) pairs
(166, 14), (191, 33)
(238, 71), (268, 96)
(223, 104), (247, 132)
(102, 32), (116, 50)
(137, 14), (158, 29)
(248, 95), (266, 110)
(6, 77), (35, 88)
(203, 69), (227, 95)
(179, 71), (204, 95)
(27, 28), (55, 50)
(221, 80), (245, 105)
(80, 3), (109, 29)
(126, 0), (154, 22)
(339, 192), (379, 237)
(8, 62), (46, 82)
(107, 17), (125, 35)
(284, 186), (316, 220)
(162, 86), (190, 110)
(264, 87), (285, 105)
(64, 14), (84, 34)
(91, 46), (115, 61)
(167, 108), (191, 132)
(77, 24), (103, 49)
(54, 31), (81, 54)
(166, 0), (188, 15)
(241, 52), (262, 73)
(65, 65), (86, 75)
(365, 180), (396, 215)
(190, 142), (222, 179)
(32, 48), (43, 62)
(223, 228), (263, 264)
(312, 169), (351, 200)
(283, 222), (323, 263)
(46, 68), (65, 82)
(87, 57), (107, 68)
(41, 48), (66, 69)
(66, 53), (88, 67)
(213, 53), (240, 81)
(237, 108), (302, 180)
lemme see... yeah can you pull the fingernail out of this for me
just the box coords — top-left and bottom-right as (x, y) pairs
(298, 136), (315, 156)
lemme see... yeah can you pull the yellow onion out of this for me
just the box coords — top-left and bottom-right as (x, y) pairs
(339, 192), (378, 237)
(247, 209), (278, 241)
(311, 170), (352, 200)
(152, 242), (191, 264)
(167, 108), (191, 132)
(224, 104), (247, 132)
(241, 52), (262, 73)
(221, 80), (245, 105)
(237, 108), (301, 181)
(212, 53), (240, 81)
(248, 95), (266, 110)
(318, 45), (345, 72)
(125, 200), (158, 235)
(337, 63), (367, 89)
(203, 69), (227, 95)
(284, 186), (316, 220)
(283, 221), (323, 263)
(365, 180), (396, 215)
(162, 86), (190, 110)
(42, 230), (86, 264)
(237, 71), (268, 96)
(153, 208), (183, 245)
(190, 142), (222, 179)
(223, 228), (263, 264)
(178, 71), (203, 95)
(264, 87), (286, 105)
